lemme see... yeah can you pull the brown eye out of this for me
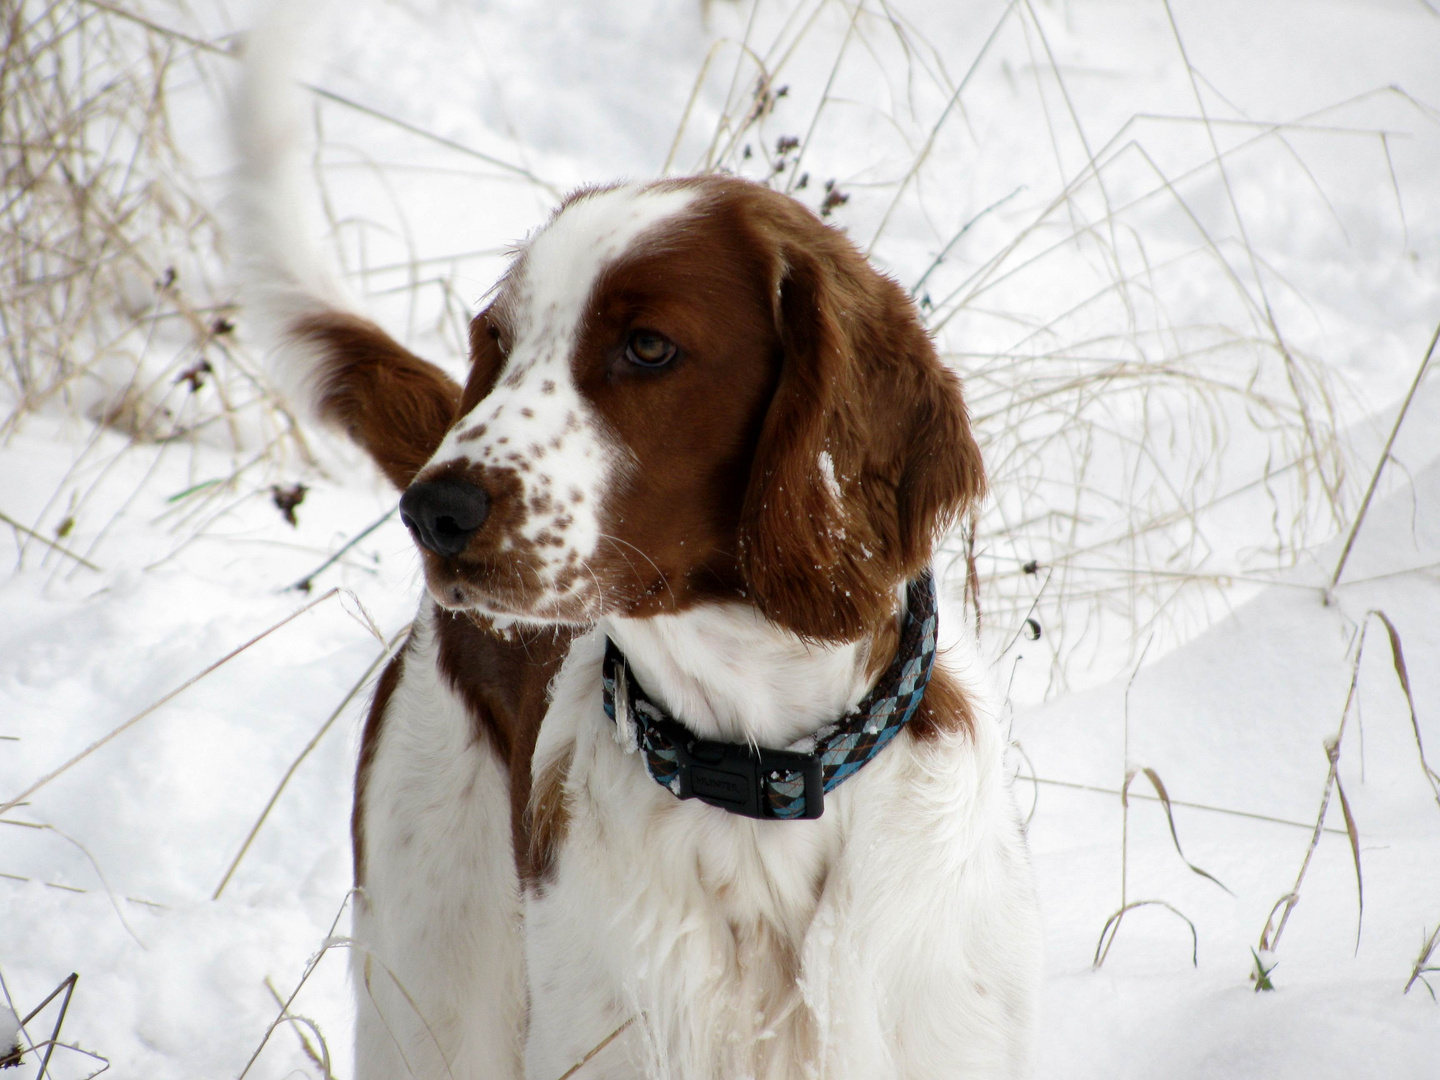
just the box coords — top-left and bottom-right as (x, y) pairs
(624, 329), (677, 368)
(476, 314), (507, 355)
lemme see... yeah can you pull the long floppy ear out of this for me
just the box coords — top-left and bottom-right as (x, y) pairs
(290, 311), (462, 490)
(737, 202), (985, 642)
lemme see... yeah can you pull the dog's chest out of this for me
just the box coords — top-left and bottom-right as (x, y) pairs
(542, 788), (842, 1076)
(531, 674), (860, 1076)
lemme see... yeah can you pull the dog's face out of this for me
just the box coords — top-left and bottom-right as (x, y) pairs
(402, 176), (985, 641)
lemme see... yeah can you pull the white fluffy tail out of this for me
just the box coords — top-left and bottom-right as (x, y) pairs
(227, 8), (463, 490)
(228, 5), (349, 420)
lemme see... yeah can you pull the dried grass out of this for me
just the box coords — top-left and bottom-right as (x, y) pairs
(0, 969), (109, 1078)
(1260, 611), (1440, 961)
(1, 0), (304, 575)
(1406, 923), (1440, 999)
(263, 977), (336, 1080)
(1, 0), (247, 423)
(238, 891), (357, 1080)
(1328, 320), (1440, 593)
(1091, 641), (1226, 969)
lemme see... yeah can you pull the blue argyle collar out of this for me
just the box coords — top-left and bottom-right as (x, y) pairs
(601, 572), (938, 821)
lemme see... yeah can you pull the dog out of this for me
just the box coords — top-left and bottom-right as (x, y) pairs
(233, 41), (1039, 1080)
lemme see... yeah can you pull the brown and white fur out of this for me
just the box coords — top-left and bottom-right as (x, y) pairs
(232, 32), (1039, 1080)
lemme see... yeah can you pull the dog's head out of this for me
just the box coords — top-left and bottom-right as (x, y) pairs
(402, 176), (984, 641)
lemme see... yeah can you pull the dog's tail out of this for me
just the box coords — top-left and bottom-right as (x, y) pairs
(229, 9), (459, 490)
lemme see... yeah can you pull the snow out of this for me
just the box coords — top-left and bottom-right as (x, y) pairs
(1, 1004), (17, 1055)
(2, 0), (1438, 1077)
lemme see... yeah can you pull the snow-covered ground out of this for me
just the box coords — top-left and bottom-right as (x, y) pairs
(2, 0), (1438, 1076)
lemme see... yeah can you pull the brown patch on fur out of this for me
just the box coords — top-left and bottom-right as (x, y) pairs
(527, 184), (785, 619)
(525, 744), (574, 886)
(432, 612), (573, 876)
(862, 608), (903, 684)
(908, 664), (976, 741)
(291, 311), (461, 489)
(551, 178), (985, 641)
(352, 639), (409, 887)
(725, 181), (986, 642)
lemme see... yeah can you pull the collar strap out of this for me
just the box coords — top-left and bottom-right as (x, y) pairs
(601, 572), (938, 821)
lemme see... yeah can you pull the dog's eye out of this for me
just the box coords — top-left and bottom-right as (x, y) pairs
(477, 315), (508, 355)
(624, 330), (677, 368)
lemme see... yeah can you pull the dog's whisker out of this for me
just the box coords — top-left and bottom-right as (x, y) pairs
(598, 532), (676, 606)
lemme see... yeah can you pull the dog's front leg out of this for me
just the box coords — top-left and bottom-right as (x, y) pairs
(351, 610), (528, 1080)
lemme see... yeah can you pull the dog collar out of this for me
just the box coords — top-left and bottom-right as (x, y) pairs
(601, 572), (938, 821)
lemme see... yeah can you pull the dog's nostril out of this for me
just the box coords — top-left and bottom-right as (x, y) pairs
(399, 479), (490, 557)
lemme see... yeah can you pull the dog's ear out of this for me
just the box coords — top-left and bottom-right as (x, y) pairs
(292, 311), (462, 490)
(737, 203), (984, 642)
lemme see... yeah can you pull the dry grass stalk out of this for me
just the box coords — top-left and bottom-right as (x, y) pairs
(1328, 319), (1440, 593)
(283, 508), (398, 594)
(0, 970), (110, 1079)
(1257, 736), (1355, 959)
(239, 892), (358, 1080)
(1259, 611), (1412, 956)
(0, 864), (163, 909)
(1094, 899), (1199, 969)
(555, 1018), (636, 1080)
(1161, 0), (1336, 503)
(2, 0), (245, 424)
(0, 507), (101, 570)
(1262, 609), (1438, 959)
(263, 976), (335, 1080)
(1371, 612), (1440, 812)
(253, 881), (608, 1078)
(1, 971), (76, 1077)
(0, 814), (148, 939)
(1091, 766), (1218, 969)
(246, 893), (479, 1080)
(1405, 924), (1440, 999)
(1015, 773), (1350, 836)
(1092, 640), (1223, 968)
(1129, 767), (1231, 896)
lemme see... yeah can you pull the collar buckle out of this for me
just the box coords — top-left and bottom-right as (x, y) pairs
(662, 719), (824, 820)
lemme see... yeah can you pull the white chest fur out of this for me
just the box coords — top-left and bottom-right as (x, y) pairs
(524, 607), (1041, 1080)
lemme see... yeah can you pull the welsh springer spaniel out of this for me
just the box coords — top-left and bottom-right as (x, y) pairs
(235, 63), (1039, 1080)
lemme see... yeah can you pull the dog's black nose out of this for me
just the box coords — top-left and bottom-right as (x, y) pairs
(399, 479), (490, 557)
